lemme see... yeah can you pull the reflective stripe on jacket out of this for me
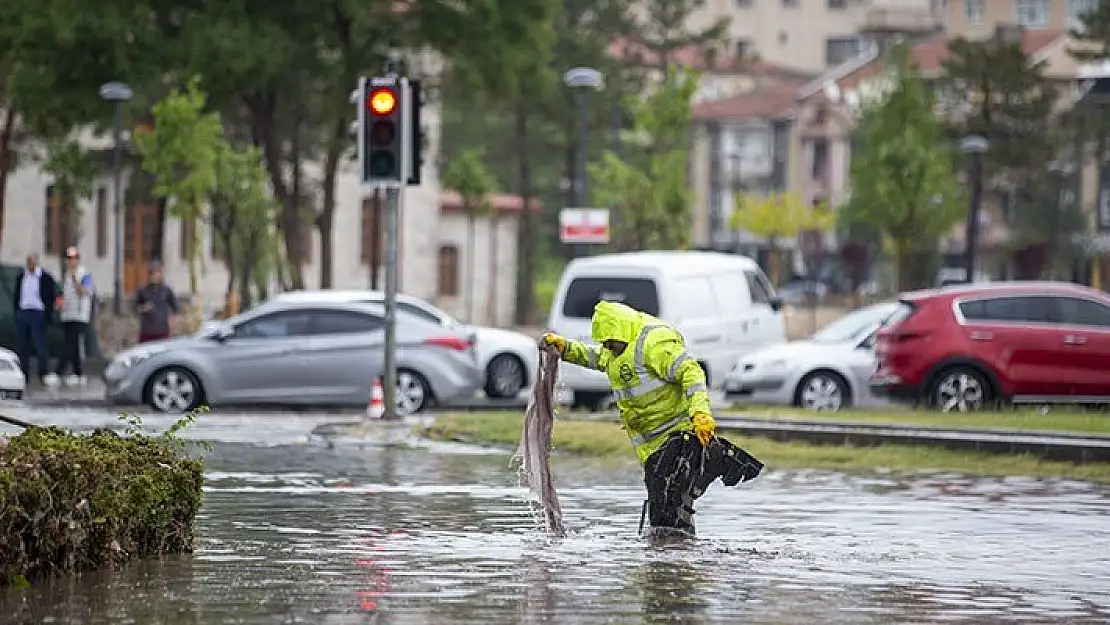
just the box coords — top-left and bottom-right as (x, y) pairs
(562, 300), (712, 464)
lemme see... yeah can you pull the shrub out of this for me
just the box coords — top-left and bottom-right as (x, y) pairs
(0, 413), (205, 585)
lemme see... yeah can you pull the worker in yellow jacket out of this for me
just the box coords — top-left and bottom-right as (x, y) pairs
(540, 300), (762, 537)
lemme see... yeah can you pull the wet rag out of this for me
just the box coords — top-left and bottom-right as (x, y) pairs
(513, 349), (567, 537)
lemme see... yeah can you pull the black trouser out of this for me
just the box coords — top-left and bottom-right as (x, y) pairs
(642, 430), (764, 534)
(56, 321), (88, 377)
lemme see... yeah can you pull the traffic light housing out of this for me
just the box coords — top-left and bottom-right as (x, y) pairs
(407, 80), (422, 186)
(359, 76), (409, 186)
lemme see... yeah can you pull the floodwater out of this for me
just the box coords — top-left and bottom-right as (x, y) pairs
(3, 409), (1110, 624)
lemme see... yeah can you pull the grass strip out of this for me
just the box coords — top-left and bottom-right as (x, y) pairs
(422, 413), (1110, 483)
(722, 405), (1110, 435)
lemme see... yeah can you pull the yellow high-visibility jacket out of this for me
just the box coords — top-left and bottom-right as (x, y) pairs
(561, 300), (712, 463)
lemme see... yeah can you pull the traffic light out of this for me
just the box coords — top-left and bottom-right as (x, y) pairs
(359, 76), (409, 186)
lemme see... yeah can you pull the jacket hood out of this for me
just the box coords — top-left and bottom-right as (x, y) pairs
(591, 300), (643, 344)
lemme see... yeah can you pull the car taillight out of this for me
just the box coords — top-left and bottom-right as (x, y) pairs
(888, 329), (929, 342)
(425, 336), (472, 351)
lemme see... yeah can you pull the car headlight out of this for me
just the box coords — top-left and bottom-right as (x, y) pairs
(0, 359), (18, 372)
(109, 347), (168, 372)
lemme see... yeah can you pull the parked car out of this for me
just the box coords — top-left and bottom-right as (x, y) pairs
(547, 251), (785, 410)
(274, 290), (539, 399)
(724, 301), (903, 411)
(104, 298), (483, 413)
(871, 281), (1110, 412)
(0, 347), (25, 400)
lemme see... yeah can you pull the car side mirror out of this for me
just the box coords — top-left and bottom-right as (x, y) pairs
(769, 297), (783, 313)
(214, 325), (233, 342)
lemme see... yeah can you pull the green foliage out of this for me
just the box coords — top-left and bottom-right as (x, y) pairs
(1068, 0), (1110, 61)
(624, 0), (730, 65)
(589, 66), (698, 251)
(0, 412), (205, 585)
(845, 47), (963, 291)
(442, 148), (497, 218)
(133, 77), (223, 295)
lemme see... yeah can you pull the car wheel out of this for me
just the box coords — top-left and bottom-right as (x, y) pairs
(931, 366), (991, 413)
(396, 369), (432, 414)
(484, 354), (526, 399)
(795, 370), (850, 412)
(146, 367), (203, 413)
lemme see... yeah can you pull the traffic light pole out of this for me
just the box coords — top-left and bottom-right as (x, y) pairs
(382, 186), (399, 419)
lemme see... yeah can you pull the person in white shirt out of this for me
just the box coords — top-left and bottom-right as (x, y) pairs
(46, 246), (96, 388)
(13, 253), (57, 383)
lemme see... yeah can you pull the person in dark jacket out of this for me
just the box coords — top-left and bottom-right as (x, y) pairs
(134, 261), (178, 343)
(13, 253), (58, 383)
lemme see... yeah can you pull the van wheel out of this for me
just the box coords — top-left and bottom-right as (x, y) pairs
(572, 391), (613, 412)
(929, 366), (991, 413)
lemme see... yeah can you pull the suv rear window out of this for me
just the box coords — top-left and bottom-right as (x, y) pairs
(561, 277), (660, 319)
(958, 296), (1053, 323)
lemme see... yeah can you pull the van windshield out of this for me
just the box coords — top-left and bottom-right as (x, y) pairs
(561, 277), (660, 318)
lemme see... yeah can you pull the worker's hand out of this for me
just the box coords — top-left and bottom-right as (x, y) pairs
(692, 412), (716, 447)
(538, 332), (566, 356)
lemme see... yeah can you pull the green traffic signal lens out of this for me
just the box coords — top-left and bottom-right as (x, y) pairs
(368, 151), (396, 177)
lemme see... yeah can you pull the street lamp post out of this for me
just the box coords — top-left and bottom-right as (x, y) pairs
(99, 82), (133, 316)
(960, 135), (989, 283)
(563, 68), (604, 256)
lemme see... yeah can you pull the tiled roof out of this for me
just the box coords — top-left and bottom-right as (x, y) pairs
(691, 81), (802, 121)
(607, 38), (812, 78)
(438, 190), (541, 213)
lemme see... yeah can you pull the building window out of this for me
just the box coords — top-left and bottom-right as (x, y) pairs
(1014, 0), (1049, 27)
(95, 187), (107, 258)
(965, 0), (983, 23)
(825, 37), (862, 66)
(437, 245), (459, 297)
(735, 39), (754, 59)
(44, 186), (61, 256)
(1069, 0), (1097, 30)
(361, 197), (383, 265)
(782, 0), (798, 7)
(735, 0), (753, 7)
(827, 0), (847, 9)
(812, 139), (829, 181)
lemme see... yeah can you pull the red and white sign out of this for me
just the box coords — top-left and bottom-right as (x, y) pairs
(560, 208), (610, 244)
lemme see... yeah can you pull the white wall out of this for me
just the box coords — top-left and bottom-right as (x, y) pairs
(434, 212), (520, 328)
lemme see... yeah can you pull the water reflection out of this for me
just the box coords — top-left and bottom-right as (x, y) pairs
(2, 436), (1110, 624)
(629, 559), (712, 624)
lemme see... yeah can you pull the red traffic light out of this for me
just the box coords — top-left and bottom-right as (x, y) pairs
(368, 88), (397, 115)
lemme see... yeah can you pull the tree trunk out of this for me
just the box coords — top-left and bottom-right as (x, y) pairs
(285, 114), (305, 289)
(247, 92), (304, 289)
(893, 237), (908, 292)
(317, 119), (346, 289)
(513, 107), (536, 326)
(154, 197), (168, 262)
(466, 212), (476, 323)
(767, 239), (781, 286)
(487, 213), (499, 325)
(0, 108), (16, 253)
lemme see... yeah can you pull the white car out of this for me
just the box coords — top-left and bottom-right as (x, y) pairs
(0, 347), (26, 400)
(723, 302), (904, 411)
(273, 290), (539, 399)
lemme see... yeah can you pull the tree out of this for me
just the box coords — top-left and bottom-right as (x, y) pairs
(441, 148), (496, 323)
(133, 78), (223, 297)
(845, 48), (963, 292)
(939, 30), (1059, 275)
(730, 192), (833, 286)
(623, 0), (729, 69)
(590, 66), (698, 251)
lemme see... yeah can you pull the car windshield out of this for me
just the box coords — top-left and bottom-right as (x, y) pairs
(810, 303), (900, 343)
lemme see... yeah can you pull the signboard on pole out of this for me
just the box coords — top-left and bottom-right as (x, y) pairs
(560, 208), (610, 244)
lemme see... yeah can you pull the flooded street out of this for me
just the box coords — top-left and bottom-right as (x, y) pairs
(3, 409), (1110, 623)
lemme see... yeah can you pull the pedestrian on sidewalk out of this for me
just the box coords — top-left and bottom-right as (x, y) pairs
(13, 253), (57, 384)
(48, 246), (95, 388)
(135, 261), (178, 343)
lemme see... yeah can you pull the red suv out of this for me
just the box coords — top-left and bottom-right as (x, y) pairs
(870, 281), (1110, 412)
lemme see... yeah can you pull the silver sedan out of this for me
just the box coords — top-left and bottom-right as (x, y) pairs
(103, 299), (483, 413)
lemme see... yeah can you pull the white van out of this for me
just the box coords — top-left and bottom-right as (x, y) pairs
(547, 251), (786, 410)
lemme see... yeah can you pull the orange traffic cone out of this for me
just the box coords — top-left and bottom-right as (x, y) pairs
(367, 378), (386, 420)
